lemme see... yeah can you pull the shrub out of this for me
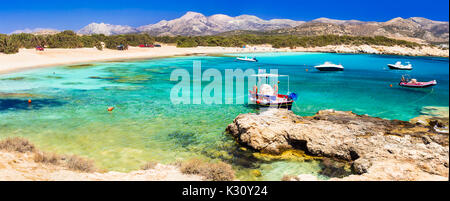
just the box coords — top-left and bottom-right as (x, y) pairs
(0, 137), (36, 153)
(95, 42), (103, 50)
(34, 151), (61, 165)
(141, 161), (158, 170)
(180, 158), (204, 175)
(66, 155), (96, 172)
(180, 158), (235, 181)
(202, 162), (235, 181)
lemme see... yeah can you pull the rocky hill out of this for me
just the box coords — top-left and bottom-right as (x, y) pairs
(78, 22), (138, 36)
(69, 11), (449, 44)
(136, 11), (304, 36)
(270, 17), (449, 44)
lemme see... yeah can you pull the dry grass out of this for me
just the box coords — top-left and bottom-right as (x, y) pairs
(180, 158), (235, 181)
(141, 161), (158, 170)
(281, 175), (297, 181)
(1, 137), (96, 173)
(66, 155), (96, 173)
(0, 137), (36, 153)
(180, 158), (204, 175)
(33, 151), (61, 165)
(169, 159), (184, 167)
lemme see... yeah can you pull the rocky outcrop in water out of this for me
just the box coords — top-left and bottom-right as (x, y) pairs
(226, 109), (449, 180)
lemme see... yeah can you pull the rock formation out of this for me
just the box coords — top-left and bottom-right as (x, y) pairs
(226, 109), (449, 180)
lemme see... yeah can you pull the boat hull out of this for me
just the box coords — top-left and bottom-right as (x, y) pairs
(253, 101), (293, 110)
(236, 58), (257, 62)
(249, 93), (294, 110)
(315, 67), (343, 71)
(399, 80), (437, 88)
(388, 65), (412, 70)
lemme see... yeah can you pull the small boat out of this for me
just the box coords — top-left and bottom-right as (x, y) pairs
(388, 61), (412, 70)
(236, 56), (258, 62)
(399, 80), (437, 88)
(248, 73), (297, 110)
(314, 62), (344, 71)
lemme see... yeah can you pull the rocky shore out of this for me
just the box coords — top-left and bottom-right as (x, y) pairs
(291, 44), (449, 57)
(0, 150), (203, 181)
(0, 138), (203, 181)
(226, 109), (449, 181)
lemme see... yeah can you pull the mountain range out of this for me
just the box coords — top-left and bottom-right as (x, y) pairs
(13, 11), (449, 44)
(267, 17), (449, 43)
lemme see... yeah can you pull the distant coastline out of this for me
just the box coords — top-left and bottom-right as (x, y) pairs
(0, 44), (448, 75)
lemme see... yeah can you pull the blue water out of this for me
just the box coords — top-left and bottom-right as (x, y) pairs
(228, 52), (449, 119)
(0, 52), (448, 180)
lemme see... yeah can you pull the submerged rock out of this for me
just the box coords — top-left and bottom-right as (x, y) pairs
(252, 149), (321, 162)
(66, 64), (96, 69)
(226, 109), (449, 180)
(410, 106), (449, 135)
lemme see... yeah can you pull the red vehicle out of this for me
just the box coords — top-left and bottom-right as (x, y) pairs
(36, 46), (44, 51)
(139, 44), (154, 48)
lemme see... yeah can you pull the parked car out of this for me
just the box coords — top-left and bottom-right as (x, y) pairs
(117, 44), (128, 50)
(139, 44), (154, 48)
(36, 46), (44, 51)
(154, 44), (162, 47)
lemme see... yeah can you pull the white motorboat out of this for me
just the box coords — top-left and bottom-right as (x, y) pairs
(388, 61), (412, 70)
(236, 56), (258, 62)
(314, 62), (344, 71)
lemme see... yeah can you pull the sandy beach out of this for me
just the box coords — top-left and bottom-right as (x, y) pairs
(0, 45), (276, 74)
(1, 44), (448, 75)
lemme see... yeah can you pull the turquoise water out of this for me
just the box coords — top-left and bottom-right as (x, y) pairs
(0, 52), (448, 180)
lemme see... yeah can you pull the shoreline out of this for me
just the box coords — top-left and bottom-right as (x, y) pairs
(1, 44), (448, 75)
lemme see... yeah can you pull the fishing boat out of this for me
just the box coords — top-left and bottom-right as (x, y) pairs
(236, 56), (258, 62)
(314, 62), (344, 71)
(248, 73), (297, 110)
(399, 75), (437, 88)
(388, 61), (413, 70)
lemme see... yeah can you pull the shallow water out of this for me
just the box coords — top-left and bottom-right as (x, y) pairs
(0, 52), (448, 180)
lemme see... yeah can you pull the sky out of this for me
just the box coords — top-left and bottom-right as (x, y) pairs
(0, 0), (449, 33)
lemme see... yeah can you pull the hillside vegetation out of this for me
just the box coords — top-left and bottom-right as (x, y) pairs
(1, 30), (423, 54)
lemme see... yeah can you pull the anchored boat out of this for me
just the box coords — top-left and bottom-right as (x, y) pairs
(399, 75), (437, 88)
(314, 62), (344, 71)
(248, 73), (297, 110)
(388, 61), (413, 70)
(236, 56), (258, 62)
(399, 80), (437, 88)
